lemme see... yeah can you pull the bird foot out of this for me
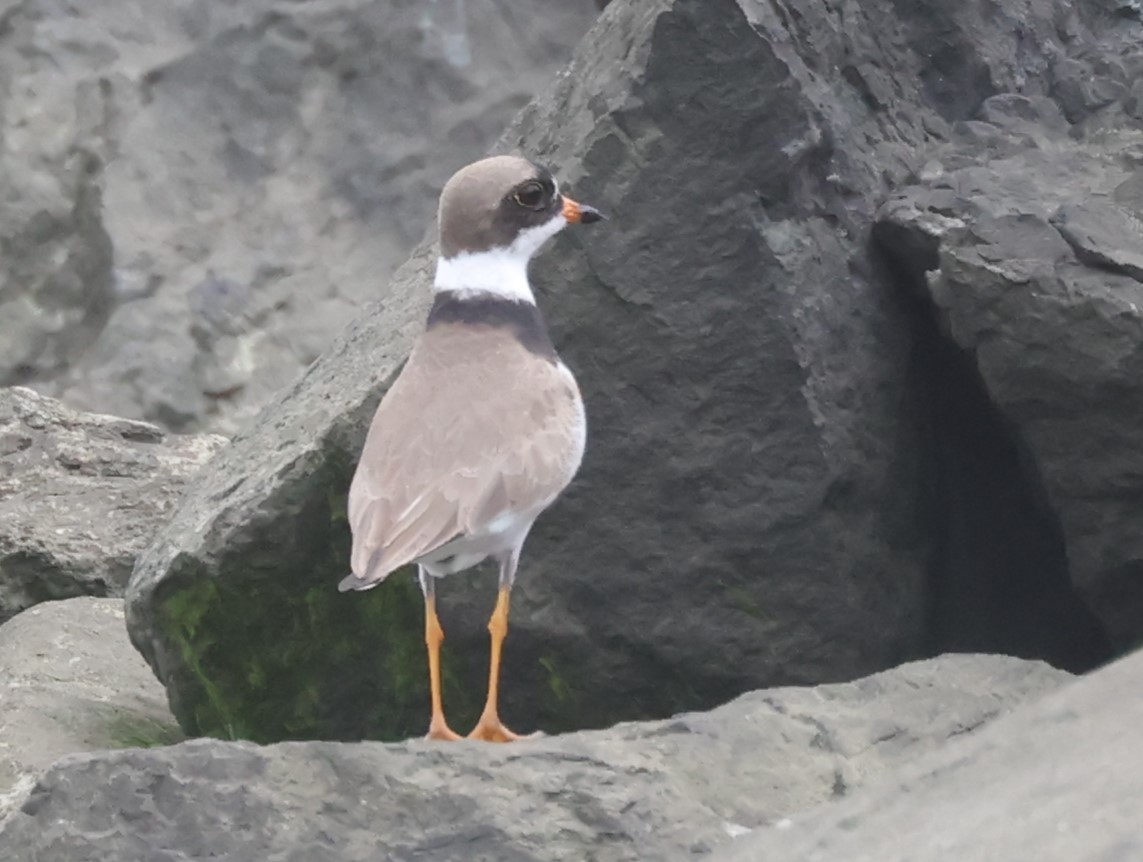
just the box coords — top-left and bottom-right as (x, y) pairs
(466, 716), (542, 743)
(425, 718), (462, 741)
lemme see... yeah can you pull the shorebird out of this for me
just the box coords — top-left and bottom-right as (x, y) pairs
(339, 155), (603, 742)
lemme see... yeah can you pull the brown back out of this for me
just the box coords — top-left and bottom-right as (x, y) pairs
(347, 322), (584, 580)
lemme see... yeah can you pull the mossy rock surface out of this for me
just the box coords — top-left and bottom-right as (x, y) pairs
(145, 452), (458, 741)
(135, 441), (603, 742)
(104, 714), (184, 750)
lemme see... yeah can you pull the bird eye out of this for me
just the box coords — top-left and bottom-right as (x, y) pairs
(513, 182), (545, 209)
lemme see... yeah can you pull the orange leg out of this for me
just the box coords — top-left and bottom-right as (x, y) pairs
(424, 592), (461, 741)
(467, 585), (528, 742)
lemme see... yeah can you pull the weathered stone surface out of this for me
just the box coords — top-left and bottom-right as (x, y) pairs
(0, 655), (1069, 861)
(0, 598), (181, 822)
(0, 112), (114, 390)
(876, 78), (1143, 650)
(129, 0), (913, 743)
(0, 387), (225, 622)
(2, 0), (598, 434)
(125, 0), (1136, 743)
(712, 648), (1143, 862)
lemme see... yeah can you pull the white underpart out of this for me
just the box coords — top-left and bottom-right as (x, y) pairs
(418, 507), (537, 577)
(433, 212), (569, 303)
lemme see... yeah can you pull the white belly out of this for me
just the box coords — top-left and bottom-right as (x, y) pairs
(416, 506), (541, 577)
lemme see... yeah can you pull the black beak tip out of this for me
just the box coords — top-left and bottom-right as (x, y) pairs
(580, 205), (606, 224)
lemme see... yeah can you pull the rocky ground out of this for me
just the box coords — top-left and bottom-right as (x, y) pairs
(1, 0), (1142, 858)
(0, 387), (224, 622)
(0, 597), (179, 819)
(716, 648), (1143, 862)
(0, 651), (1068, 860)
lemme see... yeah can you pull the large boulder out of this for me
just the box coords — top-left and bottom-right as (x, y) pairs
(875, 78), (1143, 651)
(0, 598), (180, 820)
(712, 647), (1143, 862)
(1, 0), (599, 434)
(0, 655), (1069, 860)
(125, 0), (1132, 743)
(0, 387), (225, 623)
(129, 0), (908, 743)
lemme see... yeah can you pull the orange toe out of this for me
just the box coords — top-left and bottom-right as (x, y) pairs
(426, 718), (462, 741)
(466, 716), (540, 743)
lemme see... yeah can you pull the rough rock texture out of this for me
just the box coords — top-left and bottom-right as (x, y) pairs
(1, 0), (599, 435)
(0, 598), (181, 820)
(0, 655), (1069, 861)
(712, 648), (1143, 862)
(876, 77), (1143, 650)
(0, 387), (225, 622)
(125, 0), (1140, 744)
(129, 0), (922, 743)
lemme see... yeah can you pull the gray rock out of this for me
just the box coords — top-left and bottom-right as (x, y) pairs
(0, 598), (180, 822)
(712, 648), (1143, 862)
(1053, 201), (1143, 283)
(0, 655), (1069, 861)
(0, 387), (225, 622)
(0, 143), (114, 390)
(125, 0), (1138, 743)
(128, 0), (916, 743)
(1, 0), (598, 434)
(875, 90), (1143, 649)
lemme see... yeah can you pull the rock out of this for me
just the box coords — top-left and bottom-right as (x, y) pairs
(0, 655), (1069, 860)
(0, 387), (225, 622)
(125, 0), (1138, 743)
(0, 598), (181, 822)
(875, 82), (1143, 650)
(0, 138), (114, 390)
(1, 0), (599, 435)
(127, 0), (919, 743)
(711, 649), (1143, 862)
(1053, 201), (1143, 283)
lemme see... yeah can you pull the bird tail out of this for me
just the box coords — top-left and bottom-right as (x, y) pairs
(338, 548), (387, 592)
(338, 573), (378, 592)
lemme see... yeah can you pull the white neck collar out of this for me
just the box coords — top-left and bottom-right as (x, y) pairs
(433, 213), (568, 303)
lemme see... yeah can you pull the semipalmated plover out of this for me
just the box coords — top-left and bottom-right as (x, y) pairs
(340, 155), (603, 742)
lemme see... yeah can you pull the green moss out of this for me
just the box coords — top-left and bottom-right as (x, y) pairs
(538, 655), (579, 712)
(157, 559), (464, 742)
(104, 714), (184, 749)
(154, 449), (480, 743)
(725, 585), (770, 621)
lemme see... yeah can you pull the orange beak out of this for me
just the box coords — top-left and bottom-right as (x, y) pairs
(562, 196), (605, 224)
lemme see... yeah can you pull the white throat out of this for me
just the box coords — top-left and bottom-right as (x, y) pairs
(434, 214), (568, 303)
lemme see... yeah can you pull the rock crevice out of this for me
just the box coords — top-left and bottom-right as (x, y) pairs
(873, 227), (1112, 671)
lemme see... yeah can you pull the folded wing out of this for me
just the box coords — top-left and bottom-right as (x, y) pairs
(344, 329), (584, 589)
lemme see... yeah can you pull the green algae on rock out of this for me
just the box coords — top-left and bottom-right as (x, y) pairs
(146, 455), (476, 742)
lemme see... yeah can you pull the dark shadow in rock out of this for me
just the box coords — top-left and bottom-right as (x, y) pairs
(873, 222), (1112, 673)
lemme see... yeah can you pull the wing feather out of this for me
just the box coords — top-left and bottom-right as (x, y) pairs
(344, 324), (584, 588)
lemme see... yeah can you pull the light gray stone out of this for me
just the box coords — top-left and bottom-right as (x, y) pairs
(712, 648), (1143, 862)
(0, 655), (1068, 861)
(0, 598), (180, 823)
(1, 0), (599, 434)
(0, 387), (225, 622)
